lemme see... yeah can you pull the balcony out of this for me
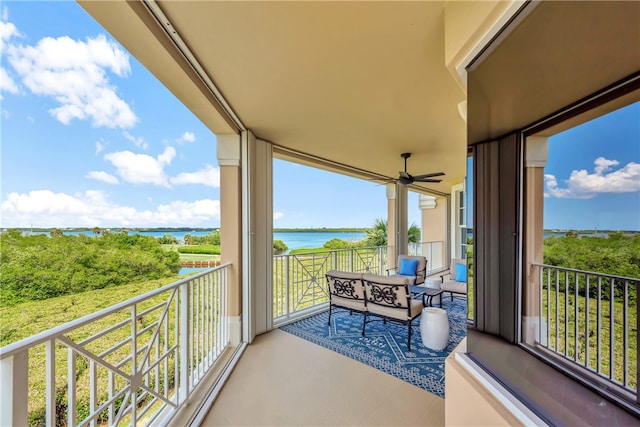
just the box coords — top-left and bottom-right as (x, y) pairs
(200, 328), (444, 426)
(273, 242), (445, 326)
(4, 245), (639, 425)
(0, 265), (233, 427)
(1, 245), (449, 426)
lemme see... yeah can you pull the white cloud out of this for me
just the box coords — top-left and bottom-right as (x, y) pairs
(95, 139), (105, 155)
(0, 18), (20, 99)
(1, 190), (220, 228)
(0, 67), (18, 96)
(157, 146), (175, 166)
(178, 131), (195, 143)
(85, 171), (119, 184)
(170, 164), (220, 187)
(274, 211), (284, 221)
(123, 131), (148, 149)
(152, 199), (220, 225)
(104, 146), (176, 187)
(593, 157), (619, 175)
(6, 32), (137, 128)
(0, 19), (20, 50)
(545, 157), (640, 199)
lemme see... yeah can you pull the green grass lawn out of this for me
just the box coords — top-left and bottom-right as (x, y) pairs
(0, 276), (187, 426)
(161, 244), (220, 262)
(542, 286), (637, 390)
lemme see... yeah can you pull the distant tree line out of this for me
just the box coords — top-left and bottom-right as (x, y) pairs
(0, 230), (180, 306)
(542, 232), (640, 301)
(544, 232), (640, 278)
(184, 232), (221, 245)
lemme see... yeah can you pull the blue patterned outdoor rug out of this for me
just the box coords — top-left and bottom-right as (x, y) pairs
(280, 298), (467, 398)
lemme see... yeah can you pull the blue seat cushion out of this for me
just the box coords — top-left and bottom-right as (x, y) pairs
(455, 263), (467, 283)
(399, 259), (419, 276)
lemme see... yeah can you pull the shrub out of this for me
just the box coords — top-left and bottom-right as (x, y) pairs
(273, 239), (288, 254)
(0, 231), (181, 306)
(177, 245), (221, 255)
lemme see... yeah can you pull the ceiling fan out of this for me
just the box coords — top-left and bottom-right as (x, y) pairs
(398, 152), (445, 185)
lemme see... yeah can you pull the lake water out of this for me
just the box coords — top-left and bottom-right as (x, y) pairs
(27, 229), (366, 251)
(274, 231), (366, 252)
(174, 231), (366, 275)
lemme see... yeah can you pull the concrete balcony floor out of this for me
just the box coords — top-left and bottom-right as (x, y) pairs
(202, 329), (444, 426)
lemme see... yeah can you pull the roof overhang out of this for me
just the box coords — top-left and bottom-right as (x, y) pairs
(78, 1), (517, 194)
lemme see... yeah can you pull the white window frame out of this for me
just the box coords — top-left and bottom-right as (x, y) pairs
(450, 182), (466, 260)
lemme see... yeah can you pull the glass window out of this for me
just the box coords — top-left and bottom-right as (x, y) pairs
(522, 99), (640, 410)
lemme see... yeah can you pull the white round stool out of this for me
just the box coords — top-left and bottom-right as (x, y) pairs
(420, 307), (449, 351)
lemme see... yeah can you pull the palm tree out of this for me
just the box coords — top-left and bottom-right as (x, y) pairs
(92, 227), (101, 237)
(408, 222), (420, 243)
(365, 218), (387, 246)
(365, 219), (421, 246)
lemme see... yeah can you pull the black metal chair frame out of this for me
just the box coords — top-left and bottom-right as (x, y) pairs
(327, 276), (366, 328)
(362, 279), (421, 351)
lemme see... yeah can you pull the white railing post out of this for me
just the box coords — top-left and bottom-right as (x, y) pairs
(130, 305), (138, 424)
(285, 255), (290, 317)
(0, 350), (29, 427)
(179, 281), (191, 403)
(46, 339), (56, 426)
(68, 349), (77, 427)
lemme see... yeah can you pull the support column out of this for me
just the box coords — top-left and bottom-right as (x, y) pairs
(244, 131), (273, 339)
(217, 134), (242, 346)
(396, 183), (409, 258)
(523, 136), (548, 345)
(419, 194), (446, 271)
(386, 184), (397, 269)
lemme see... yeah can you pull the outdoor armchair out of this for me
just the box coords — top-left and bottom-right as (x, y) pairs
(325, 270), (366, 328)
(440, 258), (467, 301)
(386, 255), (427, 286)
(362, 273), (423, 350)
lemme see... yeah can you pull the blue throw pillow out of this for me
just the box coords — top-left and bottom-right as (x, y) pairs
(399, 259), (419, 276)
(455, 263), (467, 283)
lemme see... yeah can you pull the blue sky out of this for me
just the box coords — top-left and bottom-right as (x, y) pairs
(544, 103), (640, 231)
(1, 2), (638, 231)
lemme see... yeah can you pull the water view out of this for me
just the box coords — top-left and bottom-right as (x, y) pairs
(274, 231), (366, 252)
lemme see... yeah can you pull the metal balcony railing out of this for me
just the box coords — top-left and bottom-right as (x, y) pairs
(273, 242), (444, 326)
(408, 240), (445, 271)
(272, 246), (389, 325)
(0, 264), (231, 427)
(533, 263), (639, 403)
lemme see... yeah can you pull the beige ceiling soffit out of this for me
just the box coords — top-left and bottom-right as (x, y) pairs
(142, 0), (245, 133)
(273, 146), (449, 198)
(525, 73), (640, 137)
(451, 0), (533, 89)
(405, 184), (449, 198)
(465, 0), (537, 74)
(273, 146), (392, 182)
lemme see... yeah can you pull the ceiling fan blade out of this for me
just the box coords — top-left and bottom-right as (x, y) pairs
(414, 178), (442, 183)
(412, 172), (445, 180)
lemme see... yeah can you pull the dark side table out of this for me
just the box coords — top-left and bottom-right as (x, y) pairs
(410, 285), (444, 308)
